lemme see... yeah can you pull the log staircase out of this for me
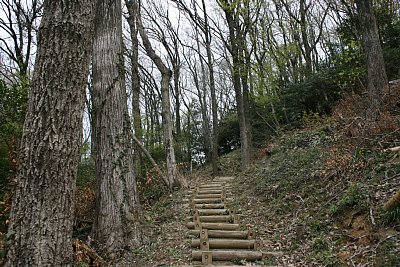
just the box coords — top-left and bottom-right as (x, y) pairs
(185, 176), (270, 266)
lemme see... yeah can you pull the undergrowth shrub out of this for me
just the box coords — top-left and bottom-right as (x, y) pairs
(381, 206), (400, 226)
(77, 161), (95, 187)
(330, 182), (368, 215)
(333, 84), (400, 148)
(282, 67), (343, 124)
(218, 112), (240, 154)
(75, 161), (96, 222)
(302, 111), (333, 128)
(138, 167), (168, 205)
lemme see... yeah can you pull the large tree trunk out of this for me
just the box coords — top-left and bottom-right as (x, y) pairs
(5, 1), (95, 265)
(91, 0), (142, 254)
(134, 0), (177, 191)
(355, 0), (388, 118)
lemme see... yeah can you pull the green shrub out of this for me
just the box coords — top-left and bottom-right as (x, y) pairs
(330, 183), (366, 215)
(218, 112), (240, 155)
(310, 237), (340, 266)
(142, 183), (168, 203)
(76, 162), (95, 188)
(381, 206), (400, 226)
(312, 237), (330, 252)
(150, 144), (165, 162)
(282, 67), (343, 125)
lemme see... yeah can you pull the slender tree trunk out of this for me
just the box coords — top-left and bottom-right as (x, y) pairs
(233, 61), (251, 169)
(6, 1), (95, 265)
(132, 134), (167, 185)
(188, 53), (211, 161)
(355, 0), (388, 118)
(189, 0), (212, 162)
(300, 0), (312, 75)
(173, 64), (182, 162)
(173, 66), (181, 137)
(221, 1), (251, 169)
(135, 0), (176, 190)
(126, 0), (144, 178)
(202, 0), (220, 176)
(91, 0), (142, 254)
(239, 38), (253, 161)
(161, 73), (177, 189)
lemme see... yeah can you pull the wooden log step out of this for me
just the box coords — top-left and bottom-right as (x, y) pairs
(198, 184), (223, 188)
(192, 250), (262, 261)
(196, 189), (223, 194)
(197, 187), (223, 191)
(198, 215), (233, 223)
(189, 229), (249, 239)
(194, 203), (225, 209)
(192, 198), (223, 204)
(196, 192), (233, 198)
(194, 194), (222, 199)
(186, 222), (240, 230)
(185, 197), (232, 203)
(191, 239), (255, 249)
(188, 215), (233, 223)
(197, 209), (229, 215)
(214, 176), (234, 181)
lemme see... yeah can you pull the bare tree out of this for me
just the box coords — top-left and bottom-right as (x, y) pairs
(134, 0), (177, 191)
(171, 0), (220, 174)
(0, 0), (42, 80)
(91, 0), (143, 253)
(140, 63), (163, 148)
(5, 0), (95, 265)
(143, 3), (184, 160)
(279, 0), (331, 77)
(182, 43), (212, 163)
(201, 0), (220, 176)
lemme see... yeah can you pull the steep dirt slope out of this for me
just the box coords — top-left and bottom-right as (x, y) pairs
(227, 125), (399, 266)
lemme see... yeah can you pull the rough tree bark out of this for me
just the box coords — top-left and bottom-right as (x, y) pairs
(91, 0), (142, 254)
(134, 0), (177, 191)
(355, 0), (388, 118)
(5, 0), (95, 265)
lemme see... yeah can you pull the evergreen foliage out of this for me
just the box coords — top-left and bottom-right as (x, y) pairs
(0, 79), (28, 198)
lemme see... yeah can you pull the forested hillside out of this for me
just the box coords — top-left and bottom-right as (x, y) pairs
(0, 0), (399, 266)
